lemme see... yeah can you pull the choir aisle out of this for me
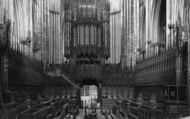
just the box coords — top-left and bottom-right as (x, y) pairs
(97, 110), (105, 119)
(76, 109), (85, 119)
(76, 109), (105, 119)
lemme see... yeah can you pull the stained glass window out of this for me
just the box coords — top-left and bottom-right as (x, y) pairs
(90, 25), (95, 45)
(94, 26), (97, 45)
(80, 26), (84, 45)
(98, 27), (101, 47)
(105, 23), (108, 47)
(85, 26), (89, 46)
(73, 27), (77, 47)
(78, 26), (80, 45)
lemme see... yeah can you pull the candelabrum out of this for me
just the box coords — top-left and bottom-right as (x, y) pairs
(168, 16), (185, 54)
(168, 24), (175, 49)
(137, 48), (146, 62)
(151, 42), (166, 55)
(147, 41), (152, 58)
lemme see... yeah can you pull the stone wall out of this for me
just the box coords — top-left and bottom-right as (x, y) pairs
(121, 0), (139, 69)
(0, 0), (64, 64)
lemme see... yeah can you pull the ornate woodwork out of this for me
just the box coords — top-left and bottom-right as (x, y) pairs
(134, 42), (188, 114)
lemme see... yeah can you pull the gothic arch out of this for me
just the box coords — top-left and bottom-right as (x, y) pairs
(158, 0), (166, 45)
(151, 0), (166, 49)
(139, 2), (146, 49)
